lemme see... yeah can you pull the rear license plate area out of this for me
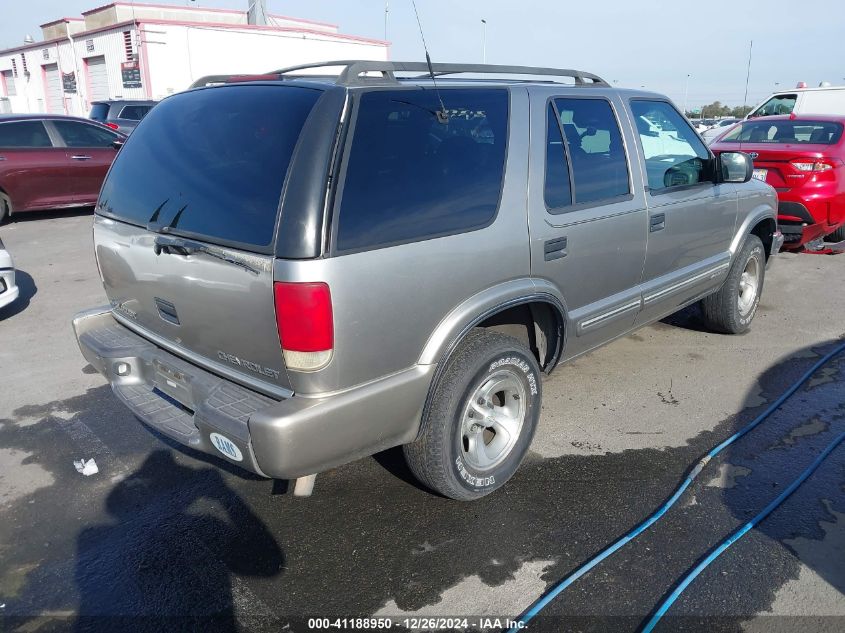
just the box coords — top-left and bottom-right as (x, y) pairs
(152, 359), (193, 410)
(752, 168), (768, 182)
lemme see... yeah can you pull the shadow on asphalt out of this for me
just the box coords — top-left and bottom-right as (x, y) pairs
(658, 302), (716, 334)
(1, 341), (843, 632)
(0, 269), (36, 319)
(72, 450), (283, 632)
(6, 207), (94, 223)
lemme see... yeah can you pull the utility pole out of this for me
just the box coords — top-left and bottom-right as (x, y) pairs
(742, 40), (753, 109)
(683, 73), (690, 116)
(384, 1), (389, 41)
(481, 19), (487, 63)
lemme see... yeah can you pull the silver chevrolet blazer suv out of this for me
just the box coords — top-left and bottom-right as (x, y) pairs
(73, 61), (782, 500)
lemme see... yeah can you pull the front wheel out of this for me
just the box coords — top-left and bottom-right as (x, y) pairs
(700, 234), (765, 334)
(825, 225), (845, 243)
(403, 329), (542, 501)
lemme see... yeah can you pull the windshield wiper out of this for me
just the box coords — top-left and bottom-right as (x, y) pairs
(153, 235), (261, 275)
(146, 198), (170, 230)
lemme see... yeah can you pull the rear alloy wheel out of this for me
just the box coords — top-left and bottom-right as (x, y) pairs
(403, 329), (542, 501)
(701, 234), (765, 334)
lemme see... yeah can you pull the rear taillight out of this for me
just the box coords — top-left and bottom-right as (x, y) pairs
(273, 281), (333, 371)
(790, 159), (837, 172)
(104, 122), (120, 130)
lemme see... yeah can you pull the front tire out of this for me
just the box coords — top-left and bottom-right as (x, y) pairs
(700, 234), (765, 334)
(403, 329), (542, 501)
(825, 225), (845, 243)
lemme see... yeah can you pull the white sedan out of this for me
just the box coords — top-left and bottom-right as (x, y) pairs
(0, 235), (19, 311)
(701, 118), (740, 144)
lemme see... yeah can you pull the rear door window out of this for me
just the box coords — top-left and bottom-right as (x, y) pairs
(336, 88), (508, 252)
(97, 85), (322, 250)
(0, 120), (53, 148)
(551, 98), (629, 206)
(630, 100), (712, 192)
(52, 120), (118, 147)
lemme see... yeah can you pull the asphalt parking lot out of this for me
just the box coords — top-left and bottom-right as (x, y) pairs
(1, 210), (844, 632)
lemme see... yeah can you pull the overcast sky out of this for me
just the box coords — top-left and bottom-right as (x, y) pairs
(3, 1), (843, 108)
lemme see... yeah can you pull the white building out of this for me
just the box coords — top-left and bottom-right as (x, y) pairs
(0, 2), (389, 116)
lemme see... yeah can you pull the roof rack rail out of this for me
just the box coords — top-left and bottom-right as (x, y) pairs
(268, 60), (609, 87)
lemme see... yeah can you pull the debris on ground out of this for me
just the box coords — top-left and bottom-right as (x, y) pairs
(73, 459), (99, 476)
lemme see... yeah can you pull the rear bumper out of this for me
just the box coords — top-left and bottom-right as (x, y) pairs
(73, 308), (434, 479)
(777, 199), (843, 248)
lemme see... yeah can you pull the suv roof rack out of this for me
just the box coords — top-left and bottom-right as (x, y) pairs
(267, 60), (609, 87)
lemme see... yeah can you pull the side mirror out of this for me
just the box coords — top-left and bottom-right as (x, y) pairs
(718, 151), (753, 183)
(112, 139), (125, 150)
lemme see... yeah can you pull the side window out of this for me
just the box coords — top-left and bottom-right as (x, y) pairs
(337, 89), (508, 252)
(52, 120), (118, 148)
(0, 121), (52, 148)
(544, 103), (572, 209)
(119, 105), (152, 121)
(552, 98), (630, 205)
(629, 100), (712, 192)
(753, 94), (797, 117)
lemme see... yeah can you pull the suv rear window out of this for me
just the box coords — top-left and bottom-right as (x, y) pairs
(719, 120), (843, 145)
(336, 88), (508, 252)
(89, 103), (110, 121)
(97, 85), (321, 249)
(118, 104), (152, 120)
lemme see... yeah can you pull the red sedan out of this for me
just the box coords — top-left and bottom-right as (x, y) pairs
(711, 115), (845, 249)
(0, 115), (125, 223)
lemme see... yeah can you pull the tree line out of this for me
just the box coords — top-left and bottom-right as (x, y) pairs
(685, 102), (754, 119)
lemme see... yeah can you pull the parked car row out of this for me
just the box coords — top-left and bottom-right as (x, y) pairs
(701, 118), (740, 143)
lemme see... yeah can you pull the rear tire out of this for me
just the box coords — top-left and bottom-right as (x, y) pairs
(403, 329), (542, 501)
(825, 225), (845, 243)
(0, 193), (9, 225)
(700, 234), (765, 334)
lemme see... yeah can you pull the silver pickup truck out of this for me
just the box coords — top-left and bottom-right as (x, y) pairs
(73, 61), (782, 500)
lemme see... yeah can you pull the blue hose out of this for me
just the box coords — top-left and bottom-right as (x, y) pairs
(641, 431), (845, 632)
(507, 340), (845, 632)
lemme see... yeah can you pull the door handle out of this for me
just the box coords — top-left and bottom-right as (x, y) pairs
(544, 236), (568, 261)
(0, 155), (6, 161)
(649, 213), (666, 232)
(70, 155), (92, 160)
